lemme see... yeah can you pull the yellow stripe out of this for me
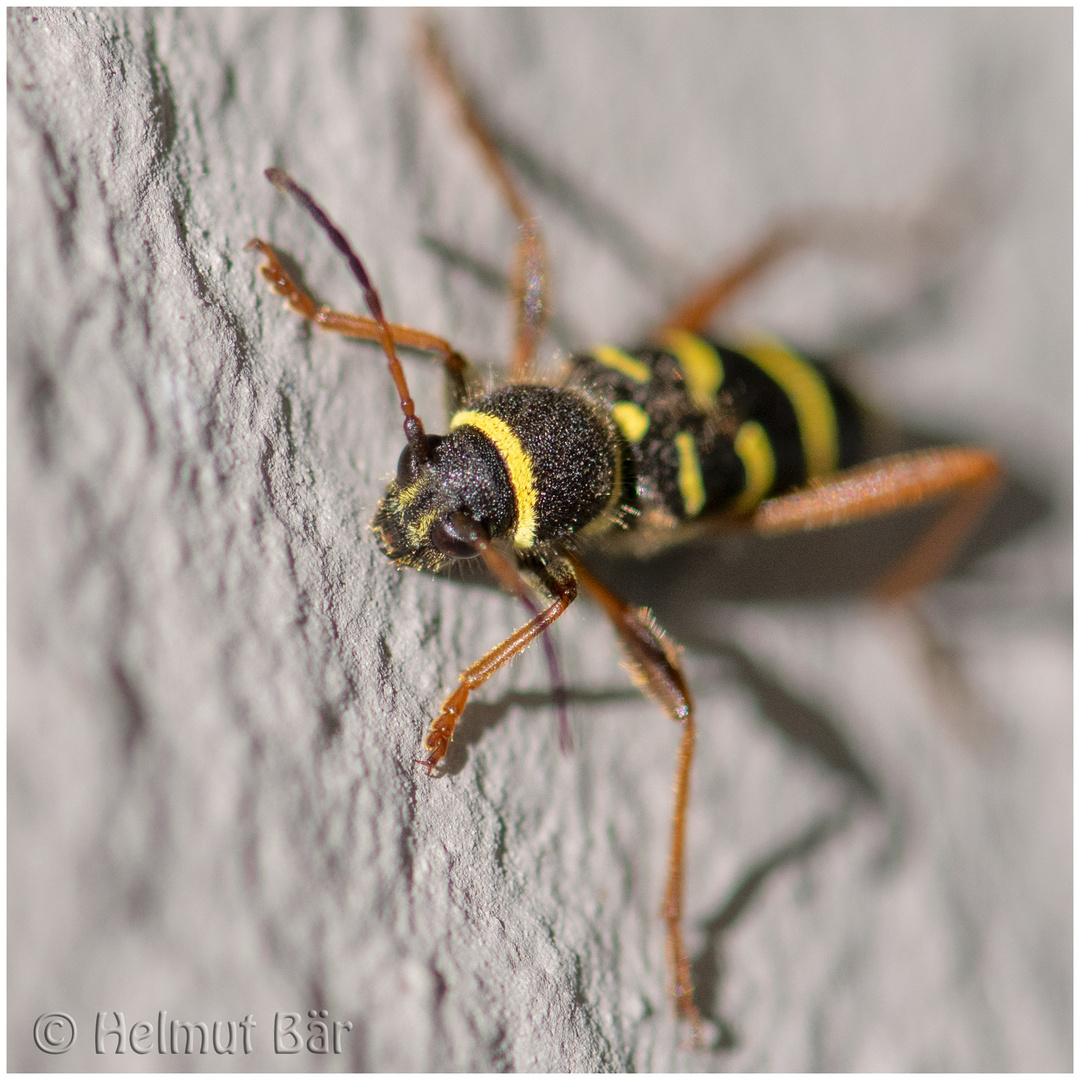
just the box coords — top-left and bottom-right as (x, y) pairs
(657, 328), (724, 410)
(731, 420), (776, 515)
(450, 410), (538, 548)
(736, 334), (839, 477)
(589, 344), (651, 384)
(612, 401), (650, 443)
(674, 431), (706, 517)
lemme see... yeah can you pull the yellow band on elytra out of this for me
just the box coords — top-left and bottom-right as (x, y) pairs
(731, 420), (776, 515)
(612, 401), (650, 443)
(450, 410), (538, 548)
(657, 328), (725, 411)
(589, 344), (652, 384)
(736, 334), (839, 478)
(674, 431), (706, 517)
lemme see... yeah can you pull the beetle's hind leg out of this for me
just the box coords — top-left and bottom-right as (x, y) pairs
(748, 449), (1004, 746)
(749, 446), (1002, 597)
(247, 238), (479, 411)
(570, 557), (704, 1041)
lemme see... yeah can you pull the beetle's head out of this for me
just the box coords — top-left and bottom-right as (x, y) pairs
(373, 427), (515, 572)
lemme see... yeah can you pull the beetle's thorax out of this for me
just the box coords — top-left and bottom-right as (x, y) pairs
(373, 384), (622, 570)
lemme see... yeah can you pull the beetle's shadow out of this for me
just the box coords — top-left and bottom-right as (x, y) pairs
(672, 635), (905, 1045)
(436, 685), (641, 776)
(441, 616), (894, 1046)
(444, 613), (891, 799)
(424, 457), (1048, 1045)
(690, 798), (869, 1051)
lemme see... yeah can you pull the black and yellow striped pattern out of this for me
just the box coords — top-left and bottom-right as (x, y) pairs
(732, 333), (840, 480)
(567, 330), (863, 526)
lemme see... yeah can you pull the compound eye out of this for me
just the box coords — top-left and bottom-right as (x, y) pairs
(396, 435), (443, 487)
(428, 513), (486, 560)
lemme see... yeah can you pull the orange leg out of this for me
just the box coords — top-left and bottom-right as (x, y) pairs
(748, 447), (1002, 597)
(417, 18), (548, 380)
(655, 206), (952, 336)
(421, 551), (577, 772)
(571, 557), (703, 1041)
(657, 221), (805, 334)
(247, 238), (476, 405)
(247, 238), (468, 370)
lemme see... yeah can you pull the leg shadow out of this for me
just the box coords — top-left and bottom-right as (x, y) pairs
(436, 684), (641, 775)
(691, 801), (862, 1050)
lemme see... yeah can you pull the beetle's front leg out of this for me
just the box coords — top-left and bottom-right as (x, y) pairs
(247, 237), (479, 411)
(420, 554), (578, 772)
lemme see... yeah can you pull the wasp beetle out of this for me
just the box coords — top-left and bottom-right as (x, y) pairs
(247, 20), (1001, 1040)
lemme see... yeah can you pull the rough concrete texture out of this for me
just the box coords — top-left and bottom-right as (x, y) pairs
(8, 8), (1070, 1071)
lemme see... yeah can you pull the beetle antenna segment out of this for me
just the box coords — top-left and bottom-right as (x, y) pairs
(264, 167), (429, 456)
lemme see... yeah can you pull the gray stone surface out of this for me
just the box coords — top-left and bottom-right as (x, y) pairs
(9, 8), (1070, 1071)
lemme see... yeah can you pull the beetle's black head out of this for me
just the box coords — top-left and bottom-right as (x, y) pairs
(373, 427), (516, 572)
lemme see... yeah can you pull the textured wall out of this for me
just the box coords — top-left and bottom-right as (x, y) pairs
(9, 8), (1070, 1070)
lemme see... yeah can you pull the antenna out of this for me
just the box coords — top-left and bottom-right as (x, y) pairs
(264, 168), (428, 458)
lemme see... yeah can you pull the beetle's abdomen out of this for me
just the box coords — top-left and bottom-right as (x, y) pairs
(565, 330), (865, 526)
(450, 385), (619, 548)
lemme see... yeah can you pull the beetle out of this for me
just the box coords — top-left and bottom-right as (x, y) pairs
(246, 20), (1001, 1039)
